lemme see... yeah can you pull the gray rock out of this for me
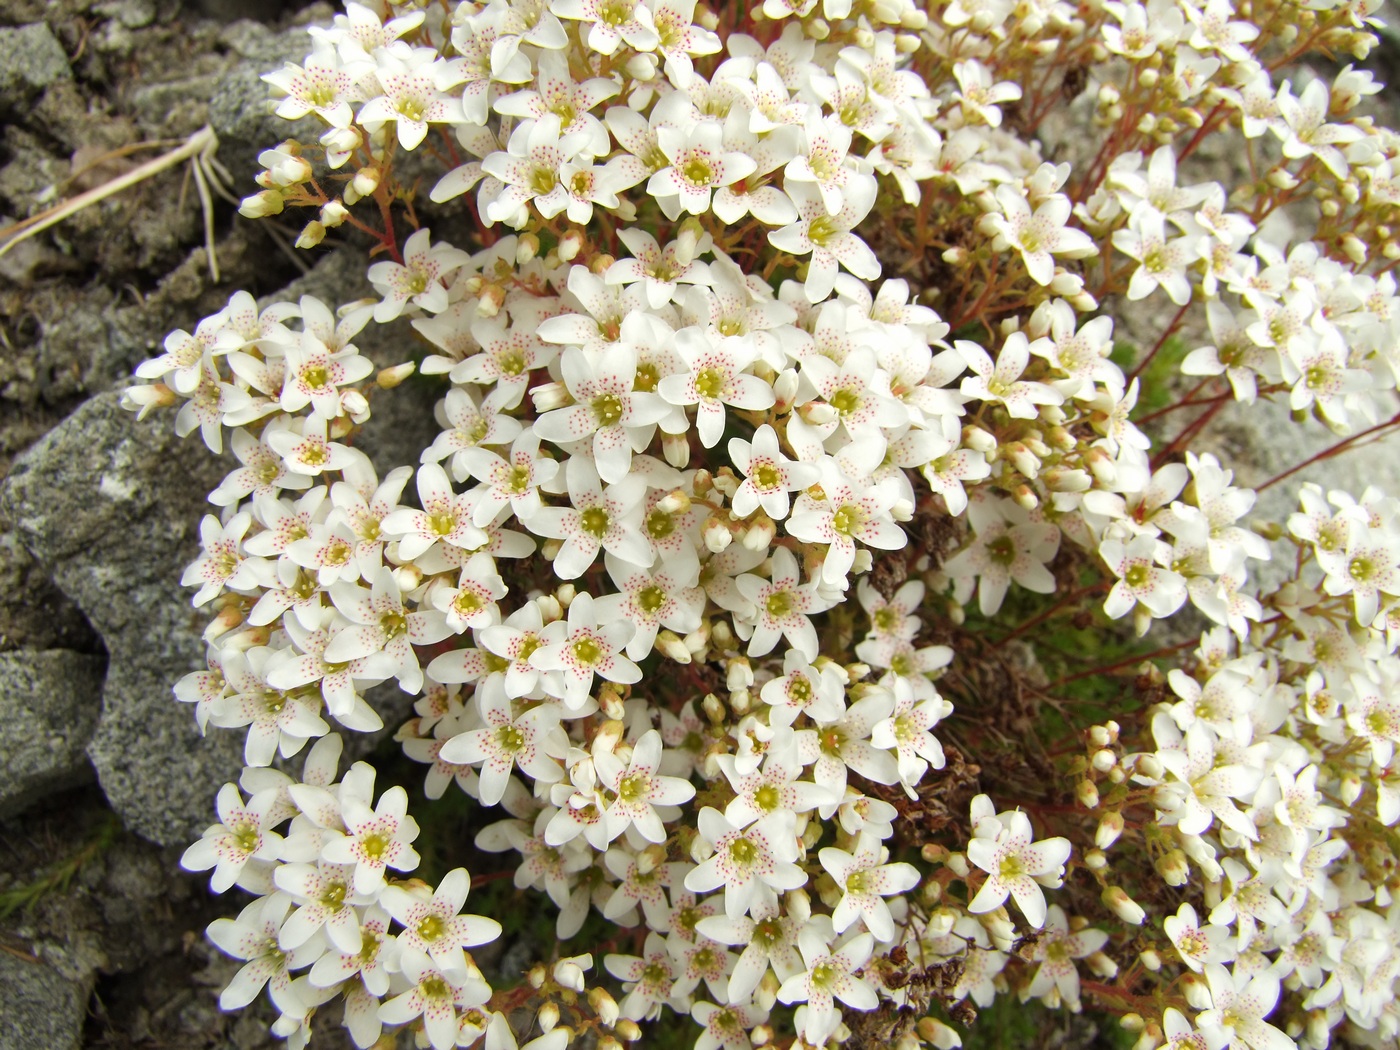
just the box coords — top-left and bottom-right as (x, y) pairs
(0, 953), (89, 1050)
(1, 393), (241, 847)
(0, 24), (73, 109)
(0, 650), (105, 818)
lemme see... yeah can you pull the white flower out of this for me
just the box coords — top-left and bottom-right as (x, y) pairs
(605, 932), (680, 1021)
(696, 898), (806, 1003)
(870, 679), (953, 790)
(527, 455), (652, 579)
(951, 59), (1022, 127)
(818, 832), (921, 942)
(985, 186), (1096, 285)
(380, 868), (502, 981)
(788, 462), (907, 585)
(439, 679), (567, 804)
(1101, 534), (1189, 621)
(776, 921), (877, 1044)
(596, 729), (697, 843)
(685, 808), (805, 920)
(532, 590), (642, 710)
(367, 228), (470, 323)
(181, 783), (283, 893)
(658, 328), (776, 448)
(382, 463), (488, 561)
(1197, 964), (1293, 1050)
(207, 893), (319, 1015)
(326, 567), (453, 694)
(482, 121), (592, 225)
(768, 181), (880, 302)
(274, 859), (372, 955)
(1112, 209), (1194, 305)
(965, 795), (1071, 929)
(596, 553), (705, 661)
(379, 949), (492, 1050)
(533, 346), (670, 483)
(648, 121), (757, 217)
(279, 333), (373, 420)
(1021, 905), (1108, 1010)
(551, 0), (658, 54)
(944, 495), (1061, 615)
(957, 334), (1064, 420)
(322, 784), (420, 894)
(356, 50), (466, 151)
(729, 424), (819, 520)
(182, 512), (265, 606)
(262, 49), (358, 128)
(1164, 902), (1234, 972)
(734, 546), (836, 660)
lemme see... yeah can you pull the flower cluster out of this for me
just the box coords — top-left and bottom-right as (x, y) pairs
(119, 0), (1400, 1047)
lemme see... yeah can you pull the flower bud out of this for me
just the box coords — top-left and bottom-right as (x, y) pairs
(750, 1025), (772, 1047)
(703, 516), (733, 553)
(376, 362), (416, 389)
(1095, 811), (1124, 849)
(702, 692), (725, 724)
(1102, 885), (1145, 924)
(615, 1020), (642, 1042)
(946, 852), (970, 877)
(239, 189), (285, 218)
(558, 229), (584, 262)
(662, 431), (690, 468)
(538, 1002), (560, 1031)
(351, 167), (380, 198)
(1083, 848), (1107, 870)
(1139, 949), (1162, 971)
(962, 425), (997, 453)
(1340, 770), (1362, 805)
(473, 283), (505, 319)
(1155, 848), (1189, 886)
(528, 963), (549, 989)
(928, 906), (958, 937)
(320, 199), (349, 227)
(655, 629), (692, 665)
(1181, 972), (1211, 1010)
(675, 217), (704, 267)
(1119, 1013), (1145, 1033)
(516, 233), (540, 265)
(1091, 748), (1116, 773)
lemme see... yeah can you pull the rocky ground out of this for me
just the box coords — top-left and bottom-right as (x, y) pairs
(4, 1), (1400, 1049)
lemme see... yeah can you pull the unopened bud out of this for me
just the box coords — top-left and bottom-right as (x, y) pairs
(615, 1020), (642, 1042)
(377, 362), (416, 389)
(558, 229), (583, 262)
(1102, 885), (1146, 924)
(1083, 848), (1107, 870)
(320, 199), (349, 227)
(653, 629), (691, 665)
(538, 1002), (561, 1031)
(1096, 811), (1124, 849)
(742, 515), (776, 552)
(1091, 748), (1117, 772)
(661, 431), (690, 467)
(516, 233), (540, 265)
(1120, 1012), (1145, 1033)
(239, 189), (284, 218)
(703, 516), (733, 553)
(702, 692), (725, 724)
(351, 167), (380, 197)
(1077, 779), (1100, 809)
(1139, 949), (1162, 971)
